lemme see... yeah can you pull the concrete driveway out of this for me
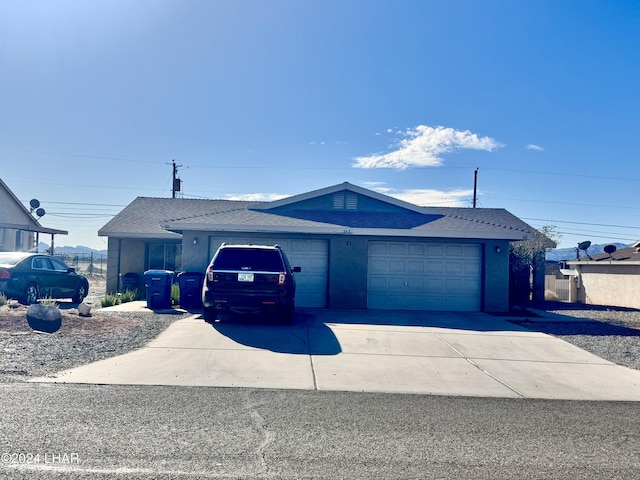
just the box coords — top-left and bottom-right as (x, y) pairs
(33, 307), (640, 401)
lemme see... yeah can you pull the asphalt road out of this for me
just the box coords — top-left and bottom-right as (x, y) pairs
(1, 384), (639, 479)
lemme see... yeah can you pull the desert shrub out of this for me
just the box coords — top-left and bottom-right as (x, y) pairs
(119, 290), (138, 303)
(39, 296), (59, 307)
(0, 292), (7, 306)
(545, 289), (560, 301)
(101, 294), (121, 308)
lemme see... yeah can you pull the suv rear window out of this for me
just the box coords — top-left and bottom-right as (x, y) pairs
(213, 248), (283, 271)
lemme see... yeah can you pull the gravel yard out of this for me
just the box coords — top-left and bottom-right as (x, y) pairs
(1, 275), (640, 384)
(0, 275), (190, 383)
(513, 304), (640, 371)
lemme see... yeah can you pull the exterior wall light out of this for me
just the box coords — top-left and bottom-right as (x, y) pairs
(494, 246), (501, 253)
(193, 237), (198, 245)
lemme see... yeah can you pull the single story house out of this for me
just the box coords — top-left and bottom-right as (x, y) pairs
(567, 240), (640, 310)
(0, 177), (67, 252)
(99, 182), (535, 312)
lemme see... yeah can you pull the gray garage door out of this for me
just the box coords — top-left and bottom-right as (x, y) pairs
(368, 241), (482, 311)
(208, 236), (328, 308)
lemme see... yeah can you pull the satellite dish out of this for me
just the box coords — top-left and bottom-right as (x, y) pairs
(29, 199), (40, 210)
(35, 208), (45, 218)
(578, 241), (591, 251)
(604, 244), (617, 256)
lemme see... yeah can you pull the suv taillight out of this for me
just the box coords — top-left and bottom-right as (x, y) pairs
(0, 269), (9, 280)
(206, 266), (215, 282)
(278, 272), (286, 285)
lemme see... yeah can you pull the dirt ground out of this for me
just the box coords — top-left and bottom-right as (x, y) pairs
(0, 275), (135, 335)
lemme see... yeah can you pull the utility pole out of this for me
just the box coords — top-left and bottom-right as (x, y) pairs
(172, 159), (182, 198)
(473, 168), (478, 208)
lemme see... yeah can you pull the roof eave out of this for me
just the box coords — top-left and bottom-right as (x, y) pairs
(165, 222), (530, 240)
(568, 260), (640, 266)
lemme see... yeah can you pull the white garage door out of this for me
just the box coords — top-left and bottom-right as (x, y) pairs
(368, 241), (482, 311)
(208, 236), (328, 308)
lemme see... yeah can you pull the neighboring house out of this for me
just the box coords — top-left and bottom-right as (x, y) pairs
(567, 241), (640, 310)
(0, 178), (68, 252)
(99, 182), (535, 312)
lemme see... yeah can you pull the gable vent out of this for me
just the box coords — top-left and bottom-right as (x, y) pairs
(333, 192), (358, 210)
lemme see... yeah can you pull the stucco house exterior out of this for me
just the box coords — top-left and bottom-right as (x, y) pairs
(0, 178), (67, 252)
(99, 182), (535, 312)
(567, 240), (640, 310)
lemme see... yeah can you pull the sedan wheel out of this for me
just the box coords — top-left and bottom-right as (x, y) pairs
(24, 283), (39, 305)
(73, 283), (88, 304)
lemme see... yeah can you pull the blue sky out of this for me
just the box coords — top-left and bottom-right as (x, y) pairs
(2, 0), (640, 250)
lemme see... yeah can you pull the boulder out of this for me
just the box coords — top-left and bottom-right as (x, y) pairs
(26, 304), (62, 333)
(78, 302), (92, 317)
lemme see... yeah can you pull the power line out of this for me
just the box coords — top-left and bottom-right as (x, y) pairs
(522, 217), (640, 230)
(490, 196), (640, 210)
(483, 167), (640, 183)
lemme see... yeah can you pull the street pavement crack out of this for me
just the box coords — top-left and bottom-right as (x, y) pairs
(245, 393), (275, 476)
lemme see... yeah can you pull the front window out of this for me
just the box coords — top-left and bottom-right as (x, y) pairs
(147, 243), (182, 271)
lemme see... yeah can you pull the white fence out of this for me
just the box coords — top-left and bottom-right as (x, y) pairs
(544, 276), (575, 302)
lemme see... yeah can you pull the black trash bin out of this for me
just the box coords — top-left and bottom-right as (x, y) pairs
(144, 270), (174, 309)
(177, 271), (204, 310)
(121, 272), (141, 292)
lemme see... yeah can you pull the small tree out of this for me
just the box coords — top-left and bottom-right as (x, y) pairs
(510, 225), (561, 305)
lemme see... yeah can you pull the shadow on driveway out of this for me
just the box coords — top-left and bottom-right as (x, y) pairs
(205, 311), (342, 355)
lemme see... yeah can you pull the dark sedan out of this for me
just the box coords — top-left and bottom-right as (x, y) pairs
(0, 252), (89, 305)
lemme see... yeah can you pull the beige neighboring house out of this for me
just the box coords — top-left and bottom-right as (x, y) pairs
(567, 240), (640, 310)
(0, 178), (68, 252)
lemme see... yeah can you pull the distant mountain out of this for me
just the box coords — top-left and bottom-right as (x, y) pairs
(545, 242), (628, 262)
(38, 243), (108, 257)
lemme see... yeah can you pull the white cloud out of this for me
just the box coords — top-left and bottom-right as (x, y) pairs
(366, 184), (473, 207)
(354, 125), (502, 169)
(526, 144), (544, 151)
(224, 193), (289, 202)
(390, 188), (473, 207)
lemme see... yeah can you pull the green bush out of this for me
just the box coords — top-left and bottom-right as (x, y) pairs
(0, 292), (7, 307)
(119, 289), (138, 303)
(101, 294), (121, 308)
(39, 296), (59, 307)
(171, 283), (180, 305)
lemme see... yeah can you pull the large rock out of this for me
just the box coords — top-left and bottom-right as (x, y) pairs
(78, 302), (92, 317)
(26, 304), (62, 333)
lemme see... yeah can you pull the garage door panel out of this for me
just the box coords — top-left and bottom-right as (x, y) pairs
(407, 262), (425, 274)
(407, 244), (426, 256)
(209, 235), (328, 308)
(368, 241), (481, 311)
(427, 261), (444, 274)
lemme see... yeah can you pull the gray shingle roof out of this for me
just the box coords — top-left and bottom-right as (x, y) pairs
(98, 197), (256, 239)
(100, 190), (534, 242)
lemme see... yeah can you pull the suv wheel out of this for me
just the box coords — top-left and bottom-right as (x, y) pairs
(280, 305), (294, 324)
(203, 306), (217, 323)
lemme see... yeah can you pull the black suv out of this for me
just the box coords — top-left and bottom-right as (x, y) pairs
(201, 244), (301, 323)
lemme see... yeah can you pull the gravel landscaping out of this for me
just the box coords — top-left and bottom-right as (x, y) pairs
(0, 303), (188, 383)
(1, 275), (640, 383)
(0, 275), (190, 383)
(511, 303), (640, 371)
